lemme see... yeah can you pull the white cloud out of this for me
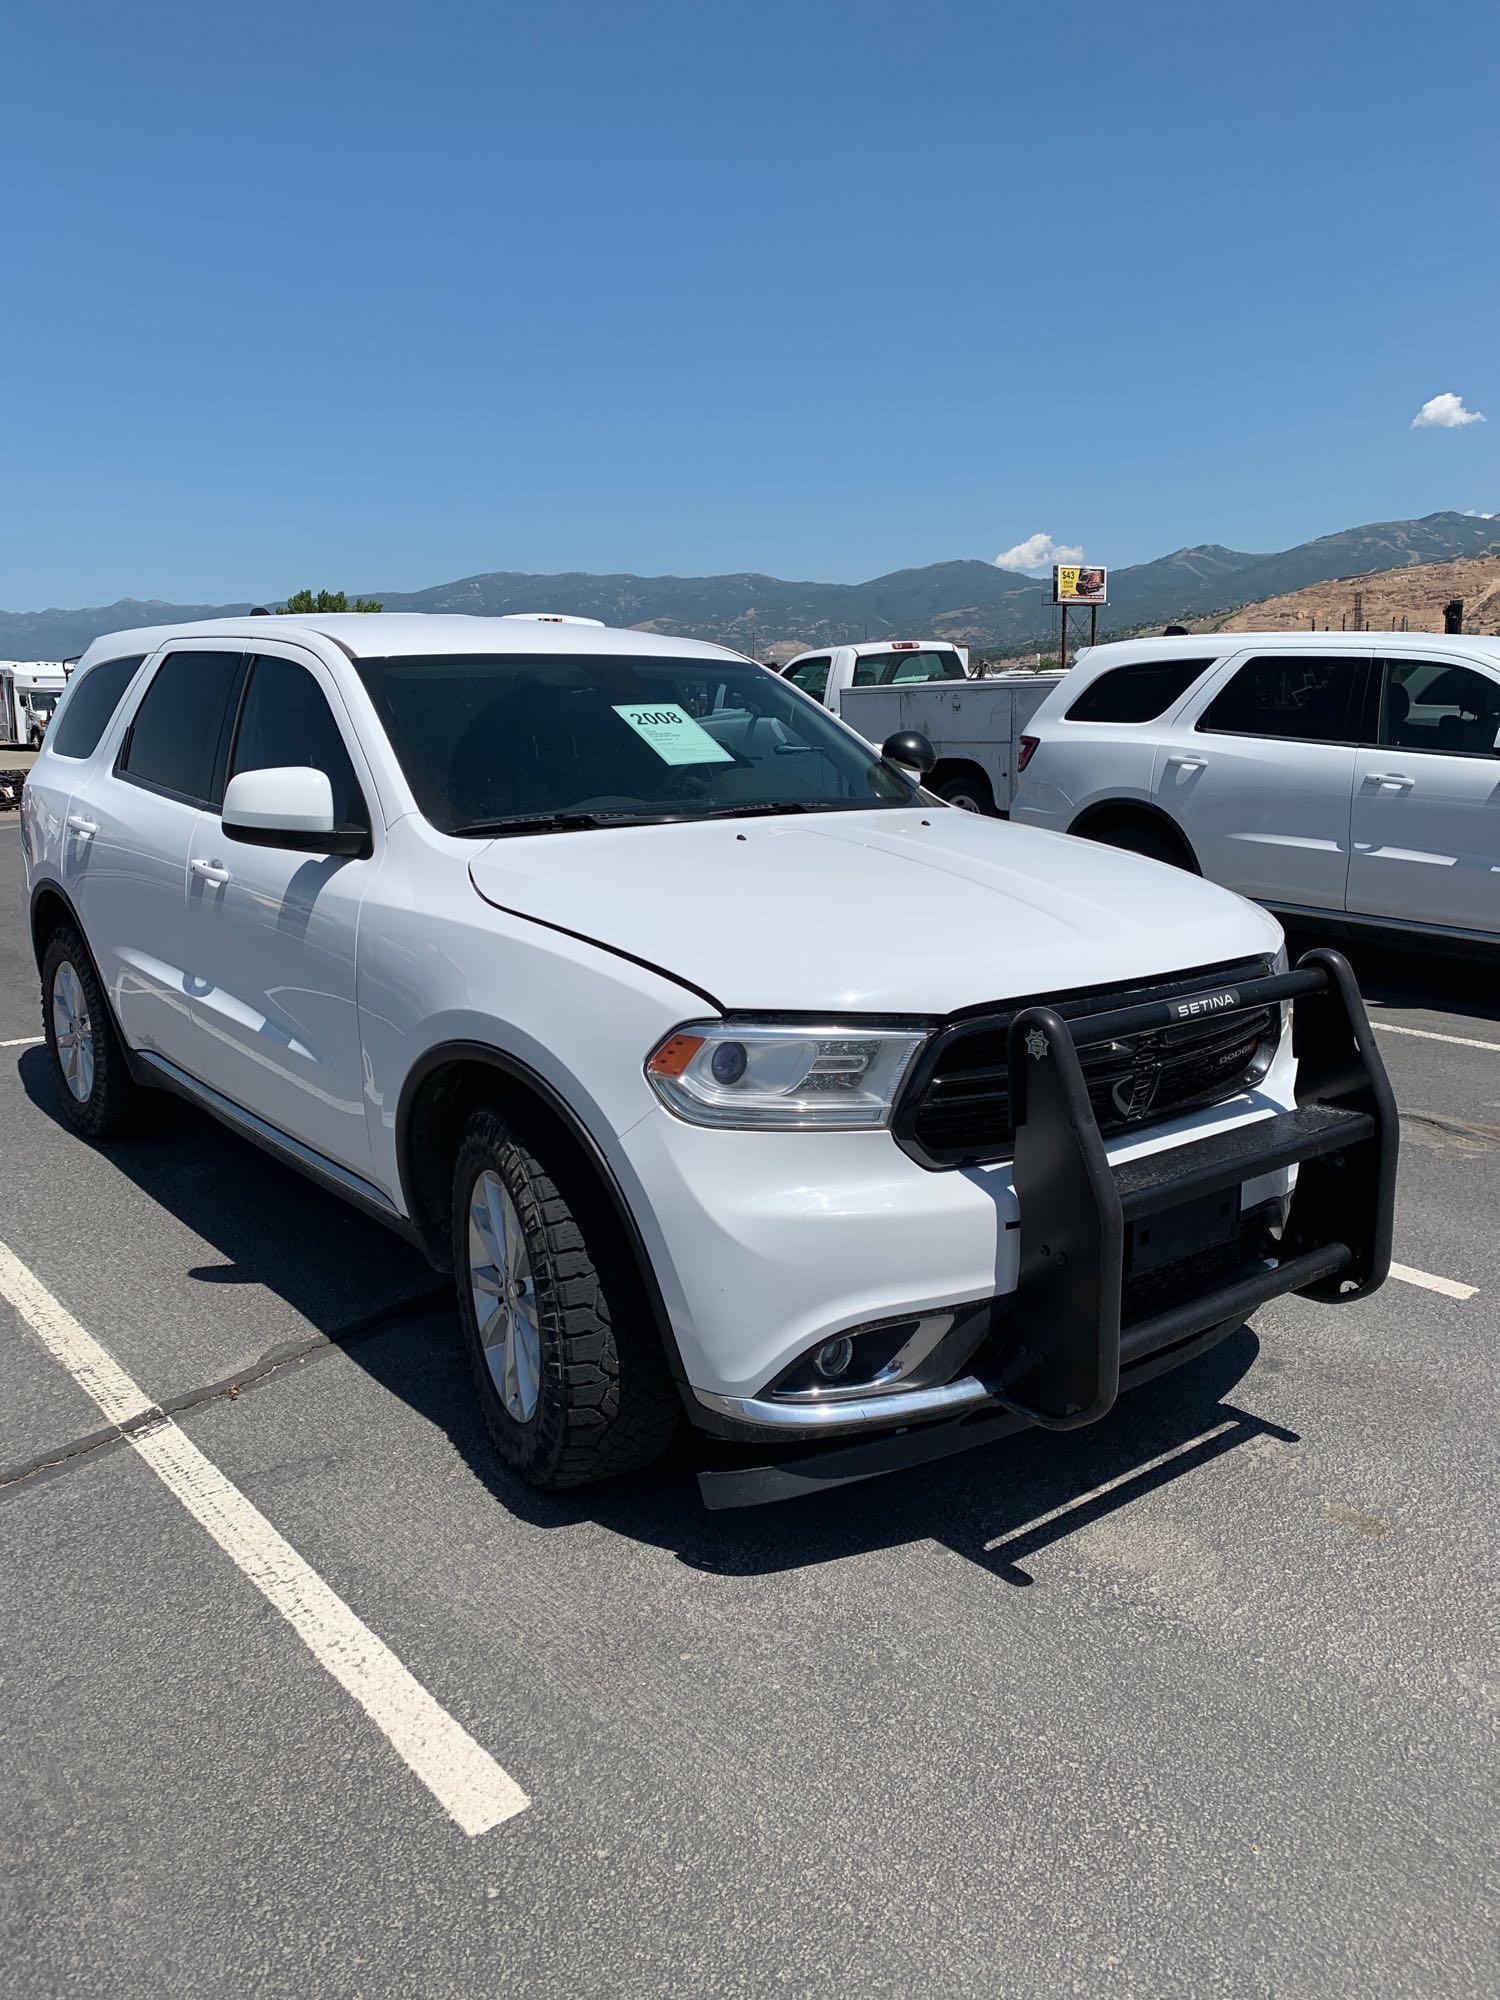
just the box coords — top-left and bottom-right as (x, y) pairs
(995, 531), (1083, 575)
(1411, 391), (1486, 429)
(1464, 508), (1496, 518)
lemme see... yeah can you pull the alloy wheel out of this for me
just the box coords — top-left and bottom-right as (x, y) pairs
(52, 960), (96, 1104)
(467, 1169), (543, 1422)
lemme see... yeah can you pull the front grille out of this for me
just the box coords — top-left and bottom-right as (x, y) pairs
(1120, 1231), (1255, 1329)
(898, 958), (1277, 1168)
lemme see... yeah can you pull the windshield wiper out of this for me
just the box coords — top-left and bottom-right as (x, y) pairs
(451, 807), (741, 838)
(452, 798), (891, 839)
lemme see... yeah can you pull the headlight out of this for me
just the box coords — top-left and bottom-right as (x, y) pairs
(646, 1021), (926, 1129)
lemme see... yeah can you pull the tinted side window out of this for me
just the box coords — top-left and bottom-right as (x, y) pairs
(1381, 660), (1500, 756)
(50, 655), (144, 758)
(118, 651), (242, 803)
(1066, 658), (1214, 723)
(789, 657), (831, 700)
(229, 655), (368, 829)
(1197, 656), (1360, 745)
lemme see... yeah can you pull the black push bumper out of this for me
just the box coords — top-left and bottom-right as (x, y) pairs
(699, 949), (1397, 1508)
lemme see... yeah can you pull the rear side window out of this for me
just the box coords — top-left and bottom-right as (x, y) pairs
(1197, 655), (1361, 745)
(49, 655), (144, 758)
(1380, 659), (1500, 756)
(1065, 657), (1213, 723)
(788, 656), (831, 700)
(117, 651), (242, 805)
(229, 654), (369, 829)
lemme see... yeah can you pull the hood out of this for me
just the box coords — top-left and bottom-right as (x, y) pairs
(467, 808), (1283, 1015)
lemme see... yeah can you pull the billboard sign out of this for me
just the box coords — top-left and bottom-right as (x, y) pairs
(1052, 564), (1107, 605)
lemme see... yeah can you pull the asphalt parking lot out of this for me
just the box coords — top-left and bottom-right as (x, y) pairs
(2, 810), (1497, 1998)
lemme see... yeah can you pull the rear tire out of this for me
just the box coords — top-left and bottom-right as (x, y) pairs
(451, 1104), (680, 1490)
(40, 925), (154, 1140)
(1089, 816), (1194, 870)
(934, 770), (997, 816)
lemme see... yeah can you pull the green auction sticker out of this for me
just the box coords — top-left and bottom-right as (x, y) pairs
(611, 702), (733, 766)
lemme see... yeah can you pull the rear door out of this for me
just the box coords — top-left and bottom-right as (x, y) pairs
(1153, 650), (1369, 910)
(69, 645), (243, 1063)
(1346, 655), (1500, 935)
(182, 645), (378, 1172)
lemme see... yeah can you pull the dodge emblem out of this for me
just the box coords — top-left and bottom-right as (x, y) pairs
(1112, 1067), (1160, 1122)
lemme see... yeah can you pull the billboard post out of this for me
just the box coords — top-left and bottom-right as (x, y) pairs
(1052, 565), (1107, 670)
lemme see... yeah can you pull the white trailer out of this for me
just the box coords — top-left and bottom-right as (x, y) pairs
(0, 663), (68, 747)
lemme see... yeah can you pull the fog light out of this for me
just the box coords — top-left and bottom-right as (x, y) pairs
(815, 1337), (854, 1379)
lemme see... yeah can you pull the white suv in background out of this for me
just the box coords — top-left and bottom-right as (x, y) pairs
(1011, 631), (1500, 945)
(22, 614), (1396, 1507)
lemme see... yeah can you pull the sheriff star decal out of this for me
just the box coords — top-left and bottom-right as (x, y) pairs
(1024, 1027), (1049, 1061)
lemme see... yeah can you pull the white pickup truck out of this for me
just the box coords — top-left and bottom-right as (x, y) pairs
(780, 641), (1063, 814)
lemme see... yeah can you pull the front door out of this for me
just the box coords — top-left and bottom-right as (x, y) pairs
(1347, 656), (1500, 935)
(183, 648), (378, 1174)
(1153, 650), (1370, 911)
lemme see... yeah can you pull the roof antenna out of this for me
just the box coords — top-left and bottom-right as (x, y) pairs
(249, 606), (270, 616)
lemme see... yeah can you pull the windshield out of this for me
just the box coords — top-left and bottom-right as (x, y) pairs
(27, 692), (59, 716)
(354, 653), (917, 834)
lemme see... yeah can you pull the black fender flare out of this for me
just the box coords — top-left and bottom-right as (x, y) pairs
(29, 874), (87, 972)
(394, 1041), (691, 1395)
(1067, 798), (1201, 872)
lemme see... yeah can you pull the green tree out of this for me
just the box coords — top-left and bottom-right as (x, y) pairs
(278, 588), (383, 614)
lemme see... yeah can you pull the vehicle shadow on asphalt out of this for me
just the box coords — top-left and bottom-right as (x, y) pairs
(1283, 922), (1500, 1029)
(20, 1047), (1298, 1587)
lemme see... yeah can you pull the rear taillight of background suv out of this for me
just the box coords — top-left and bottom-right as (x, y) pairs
(1017, 735), (1039, 773)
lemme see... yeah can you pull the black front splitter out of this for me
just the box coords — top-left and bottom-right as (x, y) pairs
(697, 1314), (1240, 1510)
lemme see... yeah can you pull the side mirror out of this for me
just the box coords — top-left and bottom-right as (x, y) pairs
(222, 766), (362, 855)
(881, 730), (936, 780)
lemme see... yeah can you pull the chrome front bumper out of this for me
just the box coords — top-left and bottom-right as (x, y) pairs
(693, 1373), (997, 1435)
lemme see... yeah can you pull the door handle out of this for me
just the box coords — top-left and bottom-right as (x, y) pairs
(1366, 772), (1414, 790)
(67, 814), (99, 837)
(1165, 754), (1206, 771)
(190, 858), (231, 886)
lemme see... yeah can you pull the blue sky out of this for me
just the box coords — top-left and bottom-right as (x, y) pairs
(4, 0), (1498, 606)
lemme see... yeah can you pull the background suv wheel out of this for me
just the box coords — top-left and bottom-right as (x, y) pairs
(451, 1103), (680, 1489)
(1087, 814), (1197, 871)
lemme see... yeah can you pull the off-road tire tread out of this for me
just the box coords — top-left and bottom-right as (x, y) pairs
(452, 1104), (679, 1489)
(40, 925), (152, 1140)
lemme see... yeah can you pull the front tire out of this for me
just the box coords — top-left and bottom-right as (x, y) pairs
(451, 1104), (679, 1489)
(40, 925), (153, 1140)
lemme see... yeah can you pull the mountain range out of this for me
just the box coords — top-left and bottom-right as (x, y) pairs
(3, 510), (1496, 661)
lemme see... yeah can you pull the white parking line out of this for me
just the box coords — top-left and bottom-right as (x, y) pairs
(0, 1036), (42, 1048)
(0, 1241), (529, 1838)
(1389, 1261), (1479, 1302)
(1373, 1021), (1500, 1054)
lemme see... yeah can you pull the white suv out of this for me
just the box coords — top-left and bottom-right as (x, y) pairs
(1011, 631), (1500, 945)
(22, 614), (1398, 1506)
